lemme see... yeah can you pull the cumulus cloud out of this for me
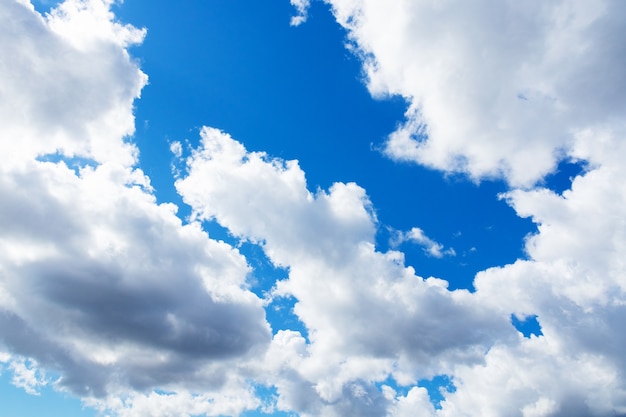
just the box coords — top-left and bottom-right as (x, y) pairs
(4, 0), (626, 416)
(315, 0), (626, 415)
(0, 0), (269, 411)
(290, 0), (311, 26)
(0, 0), (146, 168)
(176, 127), (516, 415)
(325, 0), (626, 187)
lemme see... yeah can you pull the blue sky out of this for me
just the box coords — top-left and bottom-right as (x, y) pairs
(1, 1), (625, 416)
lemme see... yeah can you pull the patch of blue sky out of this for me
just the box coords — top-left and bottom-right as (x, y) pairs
(36, 153), (99, 175)
(375, 374), (456, 410)
(238, 242), (309, 338)
(542, 159), (589, 195)
(240, 384), (297, 417)
(116, 0), (535, 293)
(417, 375), (456, 410)
(265, 294), (309, 340)
(29, 0), (61, 14)
(0, 373), (96, 417)
(511, 314), (543, 338)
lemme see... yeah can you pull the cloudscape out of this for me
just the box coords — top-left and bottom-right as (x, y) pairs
(1, 1), (625, 416)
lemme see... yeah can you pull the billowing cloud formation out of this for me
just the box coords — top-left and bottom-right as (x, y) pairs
(312, 0), (626, 415)
(176, 127), (516, 415)
(326, 0), (626, 186)
(0, 0), (269, 409)
(3, 0), (626, 416)
(175, 122), (626, 417)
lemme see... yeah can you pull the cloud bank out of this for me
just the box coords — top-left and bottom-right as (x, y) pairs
(326, 0), (626, 187)
(1, 1), (626, 416)
(0, 0), (269, 413)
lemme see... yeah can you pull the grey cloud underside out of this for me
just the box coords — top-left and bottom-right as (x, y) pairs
(30, 262), (260, 358)
(0, 164), (270, 395)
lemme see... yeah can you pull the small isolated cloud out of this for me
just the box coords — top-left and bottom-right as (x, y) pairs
(391, 227), (456, 258)
(170, 140), (184, 177)
(9, 359), (47, 396)
(290, 0), (311, 26)
(170, 141), (183, 159)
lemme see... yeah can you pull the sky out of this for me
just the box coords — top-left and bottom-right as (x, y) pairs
(0, 0), (625, 416)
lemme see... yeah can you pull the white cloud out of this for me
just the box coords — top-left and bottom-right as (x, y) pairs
(9, 358), (47, 395)
(0, 0), (146, 168)
(311, 2), (626, 412)
(4, 0), (626, 416)
(85, 381), (262, 417)
(290, 0), (311, 26)
(0, 0), (270, 412)
(325, 0), (626, 187)
(176, 127), (516, 416)
(172, 1), (626, 414)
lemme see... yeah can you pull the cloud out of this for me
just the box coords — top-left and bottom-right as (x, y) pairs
(176, 1), (626, 415)
(290, 0), (311, 26)
(4, 1), (626, 416)
(0, 0), (146, 168)
(176, 127), (516, 415)
(8, 358), (47, 396)
(453, 134), (626, 415)
(311, 0), (626, 414)
(325, 0), (626, 187)
(391, 227), (456, 258)
(0, 0), (269, 409)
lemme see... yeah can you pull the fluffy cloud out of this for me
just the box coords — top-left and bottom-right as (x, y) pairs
(4, 0), (626, 416)
(309, 2), (626, 412)
(0, 0), (269, 411)
(176, 127), (516, 416)
(325, 0), (626, 187)
(0, 0), (146, 167)
(174, 0), (626, 414)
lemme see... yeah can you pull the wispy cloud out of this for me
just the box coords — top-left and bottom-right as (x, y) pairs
(390, 227), (456, 258)
(290, 0), (311, 26)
